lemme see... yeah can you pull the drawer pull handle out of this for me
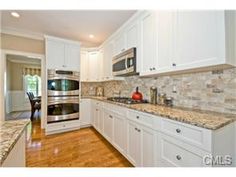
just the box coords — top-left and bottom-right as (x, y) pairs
(109, 115), (113, 119)
(135, 127), (141, 132)
(136, 116), (140, 119)
(176, 129), (181, 133)
(176, 155), (182, 160)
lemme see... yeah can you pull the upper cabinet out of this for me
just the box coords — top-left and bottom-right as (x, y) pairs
(113, 33), (126, 56)
(139, 10), (236, 76)
(45, 36), (80, 71)
(80, 50), (89, 81)
(139, 11), (157, 75)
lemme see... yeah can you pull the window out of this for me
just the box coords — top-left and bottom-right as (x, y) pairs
(24, 75), (41, 97)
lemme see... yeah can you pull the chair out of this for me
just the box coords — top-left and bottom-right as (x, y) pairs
(26, 92), (41, 121)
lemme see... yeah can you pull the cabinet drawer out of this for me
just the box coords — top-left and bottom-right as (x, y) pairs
(159, 134), (208, 167)
(161, 118), (212, 151)
(127, 110), (154, 128)
(46, 120), (80, 134)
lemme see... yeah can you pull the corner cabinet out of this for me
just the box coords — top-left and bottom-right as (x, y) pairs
(45, 36), (80, 71)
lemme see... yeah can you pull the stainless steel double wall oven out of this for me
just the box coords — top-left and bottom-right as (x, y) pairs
(47, 70), (80, 123)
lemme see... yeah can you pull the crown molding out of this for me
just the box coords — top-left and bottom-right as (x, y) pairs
(1, 27), (44, 41)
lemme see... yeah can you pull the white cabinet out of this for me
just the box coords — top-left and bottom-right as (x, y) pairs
(127, 120), (141, 166)
(103, 108), (114, 142)
(88, 51), (99, 81)
(113, 33), (126, 56)
(1, 131), (26, 167)
(103, 42), (114, 80)
(46, 39), (65, 70)
(80, 51), (89, 81)
(139, 11), (157, 75)
(173, 11), (226, 71)
(82, 50), (104, 82)
(126, 21), (139, 49)
(92, 101), (103, 133)
(45, 36), (80, 71)
(64, 43), (80, 71)
(79, 99), (91, 127)
(113, 113), (126, 154)
(126, 119), (155, 167)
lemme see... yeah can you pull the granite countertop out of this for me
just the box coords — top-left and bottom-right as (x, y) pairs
(0, 119), (30, 166)
(82, 96), (236, 130)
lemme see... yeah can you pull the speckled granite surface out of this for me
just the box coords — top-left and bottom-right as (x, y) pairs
(83, 96), (236, 130)
(0, 119), (30, 166)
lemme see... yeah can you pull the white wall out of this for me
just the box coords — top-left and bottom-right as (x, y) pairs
(6, 90), (31, 113)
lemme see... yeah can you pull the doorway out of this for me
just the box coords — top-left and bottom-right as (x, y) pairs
(6, 54), (41, 121)
(0, 50), (45, 129)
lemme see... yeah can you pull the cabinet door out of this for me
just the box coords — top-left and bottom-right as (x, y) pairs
(88, 51), (99, 81)
(79, 99), (91, 127)
(126, 21), (139, 49)
(97, 49), (104, 81)
(64, 43), (80, 71)
(113, 114), (126, 154)
(103, 109), (114, 142)
(80, 51), (89, 81)
(139, 11), (157, 75)
(93, 106), (99, 130)
(113, 33), (126, 56)
(46, 39), (65, 69)
(141, 126), (155, 167)
(173, 11), (225, 71)
(156, 11), (174, 73)
(127, 120), (141, 166)
(103, 42), (114, 80)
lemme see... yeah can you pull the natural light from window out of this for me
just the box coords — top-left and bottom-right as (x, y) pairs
(24, 75), (41, 97)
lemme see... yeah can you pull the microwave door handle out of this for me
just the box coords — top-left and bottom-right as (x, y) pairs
(125, 56), (128, 70)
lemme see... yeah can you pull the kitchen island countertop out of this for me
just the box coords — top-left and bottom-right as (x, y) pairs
(0, 119), (30, 166)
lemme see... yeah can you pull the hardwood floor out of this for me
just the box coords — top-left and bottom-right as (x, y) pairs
(26, 120), (133, 167)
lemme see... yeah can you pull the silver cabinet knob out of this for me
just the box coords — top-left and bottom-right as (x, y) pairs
(109, 115), (113, 119)
(176, 129), (181, 133)
(150, 68), (153, 71)
(152, 67), (156, 70)
(176, 155), (182, 160)
(172, 63), (176, 67)
(136, 116), (140, 119)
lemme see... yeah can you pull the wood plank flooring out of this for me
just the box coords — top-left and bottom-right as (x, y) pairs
(26, 120), (133, 167)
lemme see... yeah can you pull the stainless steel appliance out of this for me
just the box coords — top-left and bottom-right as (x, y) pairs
(47, 69), (80, 123)
(112, 47), (138, 76)
(47, 96), (79, 123)
(107, 97), (148, 104)
(47, 69), (80, 96)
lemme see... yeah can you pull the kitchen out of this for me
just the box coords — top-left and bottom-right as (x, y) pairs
(0, 9), (236, 169)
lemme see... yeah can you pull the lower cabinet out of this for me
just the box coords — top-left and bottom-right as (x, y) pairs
(113, 113), (126, 154)
(126, 119), (155, 167)
(89, 99), (235, 167)
(92, 101), (103, 133)
(157, 133), (208, 167)
(103, 109), (114, 142)
(79, 99), (91, 128)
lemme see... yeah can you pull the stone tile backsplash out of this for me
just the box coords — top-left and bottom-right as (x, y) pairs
(81, 68), (236, 114)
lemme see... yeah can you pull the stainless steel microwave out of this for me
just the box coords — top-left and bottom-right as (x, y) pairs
(112, 47), (138, 76)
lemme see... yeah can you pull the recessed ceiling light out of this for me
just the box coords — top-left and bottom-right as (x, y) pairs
(11, 12), (20, 18)
(89, 34), (94, 39)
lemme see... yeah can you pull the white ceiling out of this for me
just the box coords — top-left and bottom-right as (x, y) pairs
(1, 10), (136, 47)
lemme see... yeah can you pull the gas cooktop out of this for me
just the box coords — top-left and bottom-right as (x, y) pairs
(107, 97), (148, 104)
